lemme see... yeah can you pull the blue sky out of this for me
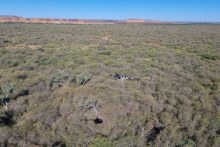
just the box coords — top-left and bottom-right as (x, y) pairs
(0, 0), (220, 22)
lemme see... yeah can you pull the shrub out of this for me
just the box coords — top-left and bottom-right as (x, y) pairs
(49, 69), (75, 88)
(76, 73), (92, 86)
(200, 53), (218, 60)
(184, 138), (196, 147)
(91, 135), (114, 147)
(97, 50), (112, 56)
(0, 82), (16, 109)
(49, 69), (92, 88)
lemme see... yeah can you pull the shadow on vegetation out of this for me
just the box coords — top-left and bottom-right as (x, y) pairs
(52, 141), (66, 147)
(85, 117), (103, 124)
(12, 89), (29, 100)
(216, 129), (220, 135)
(146, 126), (164, 143)
(0, 111), (16, 126)
(94, 117), (103, 124)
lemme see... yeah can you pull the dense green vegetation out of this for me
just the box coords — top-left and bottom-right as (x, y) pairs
(0, 23), (220, 146)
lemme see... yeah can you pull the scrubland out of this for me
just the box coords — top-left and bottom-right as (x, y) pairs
(0, 23), (220, 146)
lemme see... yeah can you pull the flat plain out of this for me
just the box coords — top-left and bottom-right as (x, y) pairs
(0, 23), (220, 146)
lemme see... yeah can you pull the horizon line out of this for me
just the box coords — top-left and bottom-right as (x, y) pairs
(1, 15), (220, 23)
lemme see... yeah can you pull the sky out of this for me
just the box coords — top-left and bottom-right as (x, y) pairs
(0, 0), (220, 22)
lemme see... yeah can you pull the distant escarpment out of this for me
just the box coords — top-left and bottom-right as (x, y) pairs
(0, 15), (172, 24)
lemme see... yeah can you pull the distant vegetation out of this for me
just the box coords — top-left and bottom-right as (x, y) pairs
(0, 23), (220, 146)
(0, 15), (169, 24)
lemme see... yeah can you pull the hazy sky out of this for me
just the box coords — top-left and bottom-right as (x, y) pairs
(0, 0), (220, 22)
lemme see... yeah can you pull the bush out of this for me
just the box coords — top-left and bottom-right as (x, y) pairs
(49, 69), (75, 88)
(97, 50), (112, 56)
(91, 135), (114, 147)
(0, 82), (16, 98)
(200, 53), (218, 60)
(0, 81), (16, 109)
(76, 73), (92, 86)
(49, 69), (92, 88)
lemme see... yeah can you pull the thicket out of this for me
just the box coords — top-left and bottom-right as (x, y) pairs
(0, 23), (219, 146)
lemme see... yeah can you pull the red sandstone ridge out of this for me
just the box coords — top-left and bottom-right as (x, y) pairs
(0, 15), (173, 24)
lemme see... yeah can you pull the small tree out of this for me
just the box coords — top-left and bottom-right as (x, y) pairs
(80, 99), (103, 124)
(49, 70), (92, 88)
(76, 73), (92, 86)
(49, 69), (75, 88)
(82, 100), (99, 117)
(114, 73), (139, 81)
(0, 82), (16, 110)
